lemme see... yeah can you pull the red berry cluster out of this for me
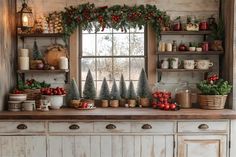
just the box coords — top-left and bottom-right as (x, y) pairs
(207, 74), (219, 84)
(152, 91), (179, 111)
(41, 87), (66, 96)
(128, 12), (141, 21)
(111, 15), (121, 23)
(98, 15), (106, 31)
(13, 89), (24, 94)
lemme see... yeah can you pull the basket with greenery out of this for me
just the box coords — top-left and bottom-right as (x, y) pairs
(197, 74), (232, 109)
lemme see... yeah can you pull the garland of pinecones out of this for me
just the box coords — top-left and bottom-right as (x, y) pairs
(61, 3), (170, 41)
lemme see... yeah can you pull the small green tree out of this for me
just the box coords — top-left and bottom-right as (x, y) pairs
(110, 79), (121, 100)
(99, 78), (110, 100)
(83, 69), (96, 99)
(68, 78), (80, 100)
(119, 74), (127, 99)
(32, 40), (43, 60)
(127, 81), (137, 99)
(137, 68), (151, 98)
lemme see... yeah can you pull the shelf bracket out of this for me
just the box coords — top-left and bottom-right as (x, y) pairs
(157, 71), (162, 82)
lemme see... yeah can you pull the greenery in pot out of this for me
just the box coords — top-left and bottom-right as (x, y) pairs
(197, 74), (232, 95)
(209, 18), (224, 41)
(110, 79), (121, 107)
(99, 78), (110, 107)
(83, 69), (96, 100)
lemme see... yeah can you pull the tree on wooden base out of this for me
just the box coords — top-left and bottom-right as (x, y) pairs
(119, 74), (127, 107)
(127, 81), (137, 107)
(137, 68), (151, 107)
(83, 69), (96, 103)
(68, 78), (81, 107)
(99, 78), (110, 107)
(110, 79), (121, 107)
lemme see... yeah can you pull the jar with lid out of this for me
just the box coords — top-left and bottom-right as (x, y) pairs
(175, 81), (192, 108)
(172, 40), (177, 52)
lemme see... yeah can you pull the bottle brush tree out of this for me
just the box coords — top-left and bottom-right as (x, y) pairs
(32, 40), (43, 60)
(68, 78), (80, 100)
(110, 79), (121, 100)
(127, 81), (137, 100)
(119, 74), (127, 99)
(83, 69), (96, 99)
(137, 68), (151, 98)
(99, 78), (110, 100)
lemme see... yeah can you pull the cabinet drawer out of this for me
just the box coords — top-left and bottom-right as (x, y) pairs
(0, 121), (45, 133)
(131, 121), (175, 133)
(94, 122), (131, 133)
(178, 121), (229, 133)
(48, 122), (93, 133)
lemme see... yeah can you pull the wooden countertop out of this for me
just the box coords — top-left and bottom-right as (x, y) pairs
(0, 108), (236, 120)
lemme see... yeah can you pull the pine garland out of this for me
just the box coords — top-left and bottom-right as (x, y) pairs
(61, 3), (170, 41)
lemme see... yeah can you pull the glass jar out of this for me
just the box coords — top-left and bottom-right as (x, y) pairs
(175, 81), (192, 108)
(173, 17), (181, 31)
(172, 40), (177, 52)
(199, 18), (209, 30)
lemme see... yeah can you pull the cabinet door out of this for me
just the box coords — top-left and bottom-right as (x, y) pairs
(0, 136), (46, 157)
(178, 135), (227, 157)
(48, 135), (174, 157)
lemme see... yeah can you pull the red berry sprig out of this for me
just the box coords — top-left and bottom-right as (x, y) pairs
(207, 74), (219, 84)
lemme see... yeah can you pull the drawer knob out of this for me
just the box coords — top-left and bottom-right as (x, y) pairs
(142, 124), (152, 130)
(106, 124), (116, 130)
(198, 124), (209, 130)
(69, 124), (80, 130)
(17, 124), (27, 130)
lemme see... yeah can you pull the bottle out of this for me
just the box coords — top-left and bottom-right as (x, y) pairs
(175, 81), (192, 108)
(172, 40), (177, 52)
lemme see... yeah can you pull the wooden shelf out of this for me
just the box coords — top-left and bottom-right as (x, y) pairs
(156, 51), (224, 55)
(17, 33), (64, 38)
(160, 31), (212, 35)
(17, 69), (69, 74)
(156, 69), (212, 72)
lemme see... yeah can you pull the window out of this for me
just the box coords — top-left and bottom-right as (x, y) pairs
(80, 27), (146, 95)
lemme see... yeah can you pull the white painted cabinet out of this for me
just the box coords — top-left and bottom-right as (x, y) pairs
(0, 136), (46, 157)
(177, 135), (227, 157)
(48, 135), (173, 157)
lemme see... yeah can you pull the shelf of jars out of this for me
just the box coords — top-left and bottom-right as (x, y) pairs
(160, 31), (212, 35)
(17, 69), (69, 74)
(156, 68), (212, 72)
(17, 33), (64, 38)
(156, 51), (224, 55)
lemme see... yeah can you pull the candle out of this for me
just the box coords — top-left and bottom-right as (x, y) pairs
(22, 15), (29, 27)
(59, 57), (68, 70)
(20, 49), (29, 57)
(19, 57), (29, 70)
(166, 43), (172, 52)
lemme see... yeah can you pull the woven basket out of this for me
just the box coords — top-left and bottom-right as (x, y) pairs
(70, 100), (81, 109)
(198, 95), (227, 110)
(23, 89), (41, 108)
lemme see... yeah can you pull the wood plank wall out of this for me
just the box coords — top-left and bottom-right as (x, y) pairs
(0, 0), (16, 110)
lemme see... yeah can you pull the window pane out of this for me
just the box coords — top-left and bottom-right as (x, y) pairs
(113, 34), (129, 56)
(97, 58), (112, 80)
(81, 58), (96, 81)
(82, 34), (95, 56)
(113, 58), (130, 80)
(97, 34), (112, 56)
(130, 34), (144, 56)
(130, 58), (145, 80)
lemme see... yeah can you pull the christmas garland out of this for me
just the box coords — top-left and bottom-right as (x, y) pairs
(61, 3), (170, 40)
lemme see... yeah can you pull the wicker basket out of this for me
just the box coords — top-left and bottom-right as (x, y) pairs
(70, 100), (81, 109)
(23, 89), (41, 108)
(198, 95), (227, 110)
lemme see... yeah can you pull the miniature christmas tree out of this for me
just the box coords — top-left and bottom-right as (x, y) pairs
(32, 40), (43, 60)
(110, 79), (121, 100)
(119, 74), (127, 99)
(68, 78), (80, 100)
(127, 81), (137, 99)
(137, 68), (151, 98)
(83, 69), (96, 99)
(99, 78), (110, 100)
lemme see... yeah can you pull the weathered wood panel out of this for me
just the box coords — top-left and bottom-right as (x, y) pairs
(0, 0), (16, 110)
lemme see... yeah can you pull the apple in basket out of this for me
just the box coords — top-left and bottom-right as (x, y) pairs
(41, 87), (66, 109)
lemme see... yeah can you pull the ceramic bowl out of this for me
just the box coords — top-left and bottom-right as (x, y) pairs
(9, 94), (27, 101)
(42, 95), (65, 109)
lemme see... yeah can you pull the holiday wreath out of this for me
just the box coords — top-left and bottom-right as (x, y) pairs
(61, 3), (170, 40)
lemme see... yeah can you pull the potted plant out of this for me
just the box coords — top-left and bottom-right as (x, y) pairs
(137, 68), (151, 107)
(110, 79), (121, 108)
(197, 74), (232, 110)
(99, 78), (110, 108)
(83, 69), (96, 104)
(30, 40), (44, 70)
(119, 74), (127, 107)
(127, 81), (137, 108)
(189, 42), (197, 51)
(68, 78), (81, 108)
(209, 18), (224, 51)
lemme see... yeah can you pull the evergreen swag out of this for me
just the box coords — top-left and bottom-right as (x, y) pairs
(83, 69), (96, 99)
(61, 3), (170, 40)
(99, 78), (110, 100)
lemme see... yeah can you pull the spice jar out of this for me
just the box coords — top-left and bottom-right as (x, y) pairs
(59, 57), (69, 70)
(172, 40), (177, 52)
(202, 42), (209, 51)
(175, 81), (192, 108)
(199, 18), (209, 30)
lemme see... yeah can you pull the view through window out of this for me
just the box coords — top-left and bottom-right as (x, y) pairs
(80, 27), (146, 95)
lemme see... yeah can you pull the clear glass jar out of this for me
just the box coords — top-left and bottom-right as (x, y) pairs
(175, 81), (192, 108)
